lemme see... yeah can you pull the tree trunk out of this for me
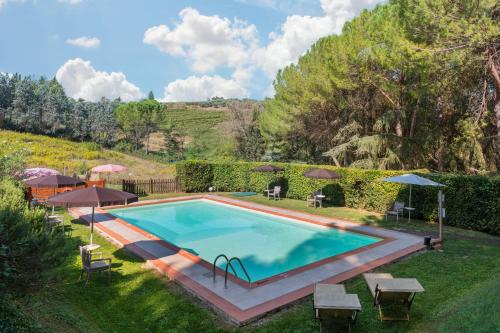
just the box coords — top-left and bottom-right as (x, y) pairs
(331, 156), (341, 167)
(488, 48), (500, 142)
(409, 103), (418, 138)
(395, 116), (403, 137)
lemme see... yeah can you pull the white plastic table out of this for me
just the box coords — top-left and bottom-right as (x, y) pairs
(316, 195), (325, 208)
(404, 207), (415, 222)
(82, 243), (100, 252)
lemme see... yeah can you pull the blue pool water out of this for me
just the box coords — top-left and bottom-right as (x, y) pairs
(109, 199), (381, 282)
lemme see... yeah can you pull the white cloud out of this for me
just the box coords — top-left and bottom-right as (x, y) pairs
(55, 58), (143, 102)
(320, 0), (382, 21)
(66, 36), (100, 48)
(162, 75), (248, 102)
(144, 7), (258, 73)
(147, 1), (384, 100)
(254, 15), (335, 77)
(255, 0), (384, 77)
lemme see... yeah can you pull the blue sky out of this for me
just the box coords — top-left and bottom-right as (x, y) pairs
(0, 0), (382, 102)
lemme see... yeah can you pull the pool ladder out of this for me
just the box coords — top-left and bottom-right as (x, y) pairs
(213, 254), (252, 288)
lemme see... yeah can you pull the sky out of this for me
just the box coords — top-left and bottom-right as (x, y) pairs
(0, 0), (383, 102)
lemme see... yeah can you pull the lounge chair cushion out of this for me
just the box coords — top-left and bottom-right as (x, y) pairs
(363, 273), (394, 296)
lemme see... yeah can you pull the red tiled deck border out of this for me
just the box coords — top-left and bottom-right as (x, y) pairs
(70, 195), (425, 325)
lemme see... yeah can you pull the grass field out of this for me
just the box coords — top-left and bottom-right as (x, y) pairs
(12, 194), (500, 333)
(0, 130), (175, 179)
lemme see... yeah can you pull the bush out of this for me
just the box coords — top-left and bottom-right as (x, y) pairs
(113, 141), (135, 153)
(0, 295), (42, 333)
(411, 174), (500, 235)
(176, 161), (500, 235)
(0, 179), (67, 291)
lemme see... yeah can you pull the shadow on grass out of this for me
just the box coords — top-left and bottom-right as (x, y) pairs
(112, 247), (147, 263)
(57, 243), (230, 333)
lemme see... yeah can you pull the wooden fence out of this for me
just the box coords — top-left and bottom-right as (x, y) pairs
(122, 178), (180, 195)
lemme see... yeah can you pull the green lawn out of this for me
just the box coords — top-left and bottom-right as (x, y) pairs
(14, 194), (500, 333)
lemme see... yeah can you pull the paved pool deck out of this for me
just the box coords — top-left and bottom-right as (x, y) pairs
(70, 194), (424, 325)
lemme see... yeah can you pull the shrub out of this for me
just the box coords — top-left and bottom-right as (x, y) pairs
(176, 161), (500, 235)
(0, 179), (67, 291)
(82, 141), (101, 152)
(0, 295), (42, 333)
(113, 141), (135, 153)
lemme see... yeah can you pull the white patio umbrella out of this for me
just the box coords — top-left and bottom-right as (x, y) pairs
(381, 173), (445, 223)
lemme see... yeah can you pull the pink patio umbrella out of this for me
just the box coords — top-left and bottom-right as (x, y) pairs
(91, 164), (128, 173)
(91, 164), (128, 183)
(23, 167), (60, 180)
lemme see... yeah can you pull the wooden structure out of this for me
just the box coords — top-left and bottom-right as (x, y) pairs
(27, 180), (106, 202)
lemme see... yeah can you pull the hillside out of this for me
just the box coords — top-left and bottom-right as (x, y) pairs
(150, 103), (261, 160)
(1, 130), (175, 179)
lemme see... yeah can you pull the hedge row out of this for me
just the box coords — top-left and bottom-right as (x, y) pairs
(176, 161), (500, 235)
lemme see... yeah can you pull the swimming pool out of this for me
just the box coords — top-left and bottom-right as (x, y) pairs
(109, 199), (382, 282)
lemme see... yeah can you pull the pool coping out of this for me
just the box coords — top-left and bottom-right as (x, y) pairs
(70, 194), (425, 325)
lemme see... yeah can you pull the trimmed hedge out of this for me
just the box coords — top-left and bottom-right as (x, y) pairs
(176, 161), (500, 235)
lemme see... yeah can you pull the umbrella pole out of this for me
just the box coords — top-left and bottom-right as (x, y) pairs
(90, 206), (95, 245)
(438, 190), (443, 242)
(52, 188), (56, 215)
(408, 184), (412, 223)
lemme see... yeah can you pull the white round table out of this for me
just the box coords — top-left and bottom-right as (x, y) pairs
(82, 243), (100, 252)
(316, 195), (325, 208)
(404, 207), (415, 222)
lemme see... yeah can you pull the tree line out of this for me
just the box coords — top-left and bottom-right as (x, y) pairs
(0, 73), (184, 158)
(260, 0), (499, 172)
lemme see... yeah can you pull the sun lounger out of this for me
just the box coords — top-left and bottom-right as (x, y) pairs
(363, 273), (424, 321)
(314, 283), (361, 332)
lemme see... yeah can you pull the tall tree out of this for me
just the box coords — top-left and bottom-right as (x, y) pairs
(11, 76), (42, 133)
(68, 99), (91, 141)
(115, 99), (168, 153)
(89, 97), (119, 148)
(41, 78), (70, 135)
(261, 0), (500, 171)
(0, 73), (19, 128)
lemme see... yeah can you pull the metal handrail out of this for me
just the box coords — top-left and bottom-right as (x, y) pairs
(213, 254), (238, 282)
(225, 257), (252, 288)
